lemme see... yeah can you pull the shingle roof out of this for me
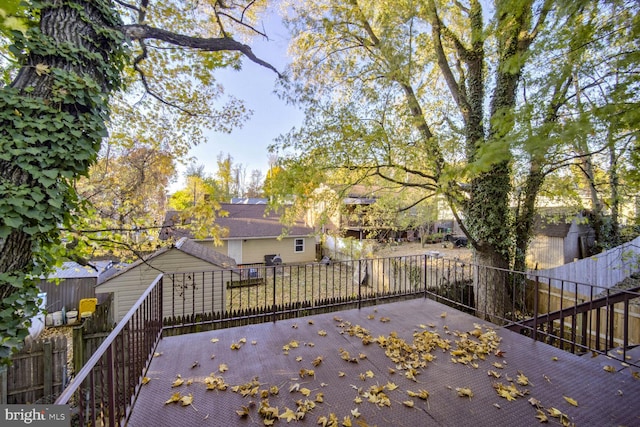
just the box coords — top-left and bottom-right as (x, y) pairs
(97, 237), (237, 284)
(160, 203), (313, 240)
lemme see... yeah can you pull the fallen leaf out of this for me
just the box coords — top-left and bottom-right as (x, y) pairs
(318, 330), (328, 336)
(180, 394), (193, 406)
(440, 312), (447, 318)
(141, 376), (150, 385)
(191, 361), (200, 369)
(403, 400), (415, 407)
(279, 407), (299, 422)
(153, 352), (163, 357)
(603, 365), (616, 373)
(172, 375), (184, 387)
(456, 387), (473, 398)
(343, 415), (352, 426)
(236, 406), (250, 417)
(535, 409), (548, 423)
(165, 392), (181, 404)
(547, 407), (563, 418)
(563, 396), (578, 407)
(219, 363), (228, 373)
(517, 373), (529, 386)
(210, 338), (219, 343)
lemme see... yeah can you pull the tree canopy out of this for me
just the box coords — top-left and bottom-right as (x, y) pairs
(269, 0), (639, 317)
(0, 0), (278, 364)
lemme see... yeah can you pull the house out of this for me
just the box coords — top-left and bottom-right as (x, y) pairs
(308, 184), (463, 243)
(95, 238), (239, 323)
(159, 203), (317, 265)
(526, 211), (596, 269)
(39, 260), (120, 313)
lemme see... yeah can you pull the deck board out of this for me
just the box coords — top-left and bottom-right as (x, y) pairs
(127, 298), (640, 426)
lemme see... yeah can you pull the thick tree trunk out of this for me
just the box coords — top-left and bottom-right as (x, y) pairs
(0, 0), (121, 333)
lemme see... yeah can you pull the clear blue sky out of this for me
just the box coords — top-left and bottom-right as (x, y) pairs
(173, 9), (303, 190)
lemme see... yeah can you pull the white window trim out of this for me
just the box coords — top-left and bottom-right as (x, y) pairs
(294, 238), (305, 253)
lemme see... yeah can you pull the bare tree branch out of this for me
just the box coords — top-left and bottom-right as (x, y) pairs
(121, 24), (281, 77)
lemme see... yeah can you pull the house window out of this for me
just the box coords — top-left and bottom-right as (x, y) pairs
(294, 238), (305, 253)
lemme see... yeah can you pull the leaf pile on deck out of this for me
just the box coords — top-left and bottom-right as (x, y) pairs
(157, 312), (577, 426)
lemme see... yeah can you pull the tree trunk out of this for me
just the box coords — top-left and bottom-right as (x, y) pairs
(0, 0), (122, 358)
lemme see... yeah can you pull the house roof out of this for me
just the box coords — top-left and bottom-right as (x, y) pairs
(97, 237), (237, 284)
(159, 203), (314, 240)
(45, 261), (116, 280)
(533, 210), (589, 238)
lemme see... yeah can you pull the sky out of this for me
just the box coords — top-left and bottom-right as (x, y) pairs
(171, 8), (304, 192)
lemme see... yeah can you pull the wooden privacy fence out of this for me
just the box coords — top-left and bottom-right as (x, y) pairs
(0, 336), (67, 404)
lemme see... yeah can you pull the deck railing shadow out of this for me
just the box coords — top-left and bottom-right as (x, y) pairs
(54, 255), (639, 426)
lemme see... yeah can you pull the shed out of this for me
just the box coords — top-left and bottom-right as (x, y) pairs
(526, 212), (595, 269)
(39, 260), (120, 313)
(95, 238), (239, 323)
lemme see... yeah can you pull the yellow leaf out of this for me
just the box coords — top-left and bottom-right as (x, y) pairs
(313, 356), (324, 366)
(236, 406), (250, 417)
(456, 387), (473, 398)
(385, 382), (398, 391)
(153, 352), (163, 357)
(180, 393), (193, 406)
(403, 400), (415, 407)
(563, 396), (578, 407)
(172, 376), (184, 387)
(296, 356), (303, 362)
(339, 371), (346, 377)
(440, 312), (447, 318)
(547, 407), (563, 418)
(535, 409), (548, 423)
(219, 363), (228, 373)
(351, 408), (361, 418)
(35, 63), (50, 76)
(342, 416), (352, 426)
(318, 330), (328, 336)
(488, 370), (501, 378)
(632, 371), (640, 380)
(239, 338), (247, 343)
(141, 376), (150, 385)
(165, 392), (181, 404)
(365, 370), (374, 378)
(603, 365), (616, 373)
(315, 392), (324, 403)
(516, 373), (529, 386)
(492, 362), (504, 369)
(354, 396), (362, 404)
(300, 387), (311, 396)
(279, 407), (299, 422)
(308, 319), (315, 325)
(210, 338), (219, 343)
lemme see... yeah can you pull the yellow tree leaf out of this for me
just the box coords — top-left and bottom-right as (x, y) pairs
(210, 338), (219, 343)
(172, 376), (184, 387)
(279, 407), (299, 422)
(141, 376), (151, 385)
(342, 416), (352, 426)
(403, 400), (415, 407)
(535, 409), (548, 423)
(563, 396), (578, 407)
(603, 365), (616, 373)
(456, 387), (473, 398)
(165, 392), (181, 404)
(180, 394), (193, 406)
(517, 373), (529, 386)
(219, 363), (229, 372)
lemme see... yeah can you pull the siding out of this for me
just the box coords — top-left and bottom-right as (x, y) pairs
(204, 237), (317, 265)
(95, 249), (230, 322)
(527, 236), (565, 269)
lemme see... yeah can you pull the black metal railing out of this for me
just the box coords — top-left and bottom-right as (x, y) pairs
(55, 274), (163, 427)
(53, 254), (639, 425)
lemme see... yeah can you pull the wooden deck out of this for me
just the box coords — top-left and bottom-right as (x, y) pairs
(128, 298), (640, 426)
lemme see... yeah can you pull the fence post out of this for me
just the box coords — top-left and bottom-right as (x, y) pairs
(73, 325), (84, 376)
(0, 365), (6, 404)
(43, 340), (52, 399)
